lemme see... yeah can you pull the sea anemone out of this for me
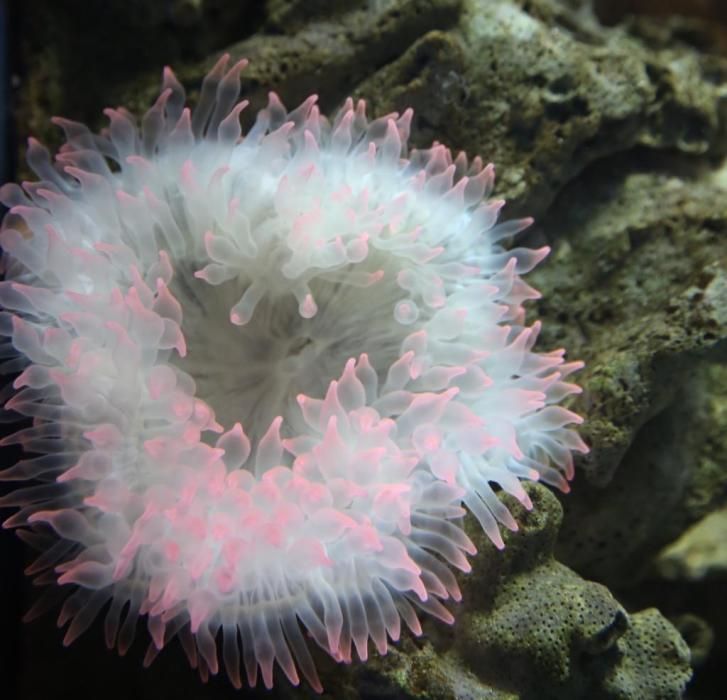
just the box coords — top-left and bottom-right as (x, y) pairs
(0, 54), (587, 691)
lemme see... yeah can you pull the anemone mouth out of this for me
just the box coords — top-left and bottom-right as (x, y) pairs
(171, 254), (421, 444)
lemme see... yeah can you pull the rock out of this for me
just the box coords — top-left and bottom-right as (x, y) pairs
(453, 485), (692, 700)
(334, 485), (692, 700)
(359, 0), (727, 217)
(656, 508), (727, 581)
(543, 169), (727, 581)
(670, 614), (714, 669)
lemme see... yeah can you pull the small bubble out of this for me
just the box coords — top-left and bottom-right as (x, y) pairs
(394, 299), (419, 325)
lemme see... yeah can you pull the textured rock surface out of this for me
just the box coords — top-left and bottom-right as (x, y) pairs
(455, 485), (692, 700)
(6, 0), (727, 698)
(329, 485), (692, 700)
(355, 0), (727, 217)
(537, 170), (727, 585)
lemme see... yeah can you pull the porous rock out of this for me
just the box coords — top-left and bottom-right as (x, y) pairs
(339, 485), (692, 700)
(454, 484), (692, 700)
